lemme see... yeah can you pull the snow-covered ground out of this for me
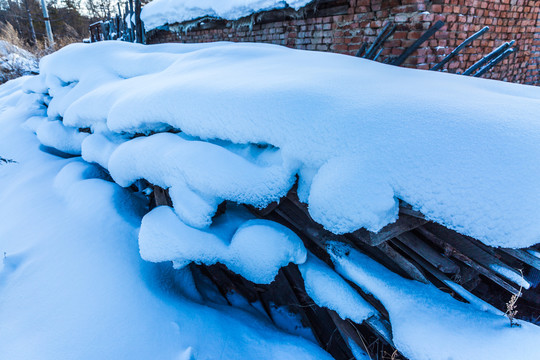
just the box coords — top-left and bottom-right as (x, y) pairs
(141, 0), (313, 30)
(1, 41), (540, 359)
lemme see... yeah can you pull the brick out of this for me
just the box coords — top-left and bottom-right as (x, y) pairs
(394, 14), (408, 23)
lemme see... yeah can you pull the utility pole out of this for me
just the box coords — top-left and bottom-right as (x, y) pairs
(23, 0), (37, 45)
(39, 0), (54, 46)
(135, 0), (142, 43)
(128, 0), (135, 42)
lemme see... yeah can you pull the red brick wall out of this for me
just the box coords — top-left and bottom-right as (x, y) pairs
(146, 0), (540, 85)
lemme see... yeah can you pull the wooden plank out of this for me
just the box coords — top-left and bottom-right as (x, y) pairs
(281, 266), (354, 359)
(498, 248), (540, 271)
(396, 231), (459, 274)
(327, 310), (372, 356)
(423, 223), (528, 289)
(417, 226), (521, 295)
(363, 317), (395, 347)
(274, 194), (418, 280)
(204, 264), (260, 303)
(391, 238), (504, 313)
(246, 201), (279, 217)
(281, 188), (427, 248)
(431, 26), (489, 71)
(363, 22), (394, 60)
(153, 185), (172, 207)
(398, 200), (425, 219)
(189, 264), (229, 305)
(267, 203), (394, 322)
(352, 213), (427, 246)
(377, 242), (429, 283)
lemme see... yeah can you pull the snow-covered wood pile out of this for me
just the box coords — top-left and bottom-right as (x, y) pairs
(1, 41), (539, 359)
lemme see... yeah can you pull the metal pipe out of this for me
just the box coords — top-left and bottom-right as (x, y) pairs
(473, 48), (515, 78)
(462, 40), (514, 76)
(363, 22), (392, 59)
(431, 26), (489, 71)
(392, 20), (445, 66)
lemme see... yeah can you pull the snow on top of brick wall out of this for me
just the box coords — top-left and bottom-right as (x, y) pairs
(141, 0), (313, 30)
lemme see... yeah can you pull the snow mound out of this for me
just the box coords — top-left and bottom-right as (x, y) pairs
(24, 41), (540, 248)
(141, 0), (313, 30)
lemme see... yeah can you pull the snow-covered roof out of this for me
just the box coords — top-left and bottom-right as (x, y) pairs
(23, 41), (540, 249)
(141, 0), (313, 30)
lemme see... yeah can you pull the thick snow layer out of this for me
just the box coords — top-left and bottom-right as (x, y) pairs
(298, 254), (377, 324)
(36, 119), (88, 155)
(25, 41), (540, 248)
(489, 264), (530, 290)
(139, 205), (307, 283)
(0, 78), (331, 360)
(329, 242), (540, 360)
(141, 0), (313, 30)
(108, 132), (296, 224)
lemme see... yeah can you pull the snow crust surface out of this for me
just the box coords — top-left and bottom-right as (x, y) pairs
(25, 41), (540, 248)
(141, 0), (313, 30)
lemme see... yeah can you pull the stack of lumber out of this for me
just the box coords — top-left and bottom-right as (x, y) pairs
(149, 183), (540, 360)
